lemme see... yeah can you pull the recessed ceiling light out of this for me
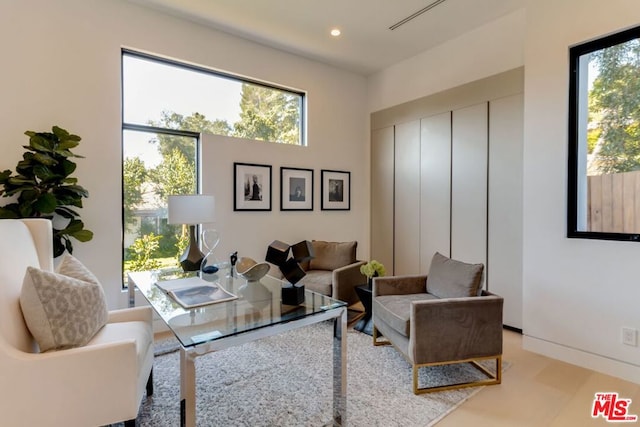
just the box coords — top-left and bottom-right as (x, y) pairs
(330, 28), (341, 37)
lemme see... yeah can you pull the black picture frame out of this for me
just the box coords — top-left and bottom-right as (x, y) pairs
(233, 162), (272, 211)
(280, 167), (313, 211)
(321, 169), (350, 211)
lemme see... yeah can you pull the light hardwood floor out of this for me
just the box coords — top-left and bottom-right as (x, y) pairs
(436, 330), (640, 426)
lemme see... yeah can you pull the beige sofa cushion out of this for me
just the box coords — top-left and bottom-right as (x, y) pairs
(426, 252), (484, 298)
(19, 255), (108, 352)
(308, 240), (357, 271)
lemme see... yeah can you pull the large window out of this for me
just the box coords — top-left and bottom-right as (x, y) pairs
(122, 50), (306, 282)
(568, 26), (640, 241)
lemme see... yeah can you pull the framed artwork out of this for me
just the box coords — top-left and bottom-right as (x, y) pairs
(234, 162), (272, 211)
(280, 167), (313, 211)
(321, 169), (350, 211)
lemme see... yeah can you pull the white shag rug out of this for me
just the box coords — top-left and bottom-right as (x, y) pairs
(123, 323), (505, 426)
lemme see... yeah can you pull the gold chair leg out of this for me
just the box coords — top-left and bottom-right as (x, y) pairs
(412, 355), (502, 394)
(372, 325), (391, 346)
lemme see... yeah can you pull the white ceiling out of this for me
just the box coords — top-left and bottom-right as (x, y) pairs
(130, 0), (525, 76)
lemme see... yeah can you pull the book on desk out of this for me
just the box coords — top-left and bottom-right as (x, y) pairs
(155, 276), (237, 309)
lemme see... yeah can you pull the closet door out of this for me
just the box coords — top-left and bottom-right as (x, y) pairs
(489, 93), (524, 329)
(451, 103), (488, 268)
(371, 126), (395, 274)
(394, 120), (421, 275)
(420, 112), (451, 273)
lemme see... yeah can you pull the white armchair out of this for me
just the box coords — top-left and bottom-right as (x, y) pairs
(0, 219), (154, 427)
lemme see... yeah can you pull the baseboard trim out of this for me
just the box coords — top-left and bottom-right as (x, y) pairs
(523, 335), (640, 385)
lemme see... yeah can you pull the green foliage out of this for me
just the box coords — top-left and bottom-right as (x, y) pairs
(149, 111), (231, 160)
(589, 39), (640, 173)
(232, 84), (301, 144)
(175, 225), (189, 265)
(0, 126), (93, 257)
(150, 148), (196, 199)
(123, 157), (147, 227)
(127, 233), (162, 272)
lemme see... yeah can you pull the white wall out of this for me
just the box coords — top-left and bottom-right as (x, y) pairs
(0, 0), (368, 309)
(200, 134), (367, 264)
(367, 9), (526, 113)
(367, 0), (640, 382)
(522, 0), (640, 382)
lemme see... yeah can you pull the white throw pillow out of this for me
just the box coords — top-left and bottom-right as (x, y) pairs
(20, 255), (108, 352)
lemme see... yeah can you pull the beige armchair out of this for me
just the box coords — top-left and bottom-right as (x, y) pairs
(0, 219), (154, 426)
(373, 252), (503, 394)
(297, 240), (366, 305)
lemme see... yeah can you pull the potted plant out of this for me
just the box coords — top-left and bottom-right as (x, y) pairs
(0, 126), (93, 257)
(360, 260), (386, 288)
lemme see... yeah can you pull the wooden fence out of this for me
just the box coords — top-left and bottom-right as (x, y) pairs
(588, 170), (640, 233)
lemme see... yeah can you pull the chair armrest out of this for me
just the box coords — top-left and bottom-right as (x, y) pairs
(409, 293), (504, 363)
(373, 275), (428, 297)
(332, 260), (366, 305)
(108, 306), (153, 324)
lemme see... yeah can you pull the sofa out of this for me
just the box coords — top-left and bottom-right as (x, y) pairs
(373, 252), (503, 394)
(291, 240), (366, 305)
(0, 219), (154, 426)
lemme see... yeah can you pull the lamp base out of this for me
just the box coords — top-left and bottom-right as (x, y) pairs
(282, 284), (305, 305)
(179, 225), (205, 272)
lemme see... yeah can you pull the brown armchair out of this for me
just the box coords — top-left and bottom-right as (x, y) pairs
(372, 252), (503, 394)
(298, 240), (366, 305)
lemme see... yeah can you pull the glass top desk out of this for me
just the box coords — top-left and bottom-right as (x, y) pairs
(128, 269), (347, 427)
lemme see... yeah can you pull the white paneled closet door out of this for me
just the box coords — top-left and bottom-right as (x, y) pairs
(394, 120), (421, 275)
(420, 112), (452, 274)
(451, 103), (488, 270)
(489, 93), (524, 329)
(371, 126), (395, 275)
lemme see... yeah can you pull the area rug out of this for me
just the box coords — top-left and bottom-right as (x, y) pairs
(126, 323), (506, 426)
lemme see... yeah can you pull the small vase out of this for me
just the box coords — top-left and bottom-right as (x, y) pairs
(200, 229), (222, 281)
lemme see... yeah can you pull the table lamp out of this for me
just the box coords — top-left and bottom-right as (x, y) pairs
(167, 194), (215, 271)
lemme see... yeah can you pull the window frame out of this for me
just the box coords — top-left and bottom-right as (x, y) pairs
(567, 25), (640, 242)
(121, 49), (307, 146)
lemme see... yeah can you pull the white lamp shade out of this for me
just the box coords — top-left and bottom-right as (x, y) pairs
(167, 195), (215, 225)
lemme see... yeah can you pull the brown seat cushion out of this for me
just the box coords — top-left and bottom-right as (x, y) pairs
(426, 252), (484, 298)
(308, 240), (357, 271)
(299, 270), (332, 296)
(374, 293), (437, 337)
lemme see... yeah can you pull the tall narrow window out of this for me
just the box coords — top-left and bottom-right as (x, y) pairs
(122, 50), (306, 283)
(568, 26), (640, 241)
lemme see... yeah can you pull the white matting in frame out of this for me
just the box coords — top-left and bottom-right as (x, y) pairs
(321, 169), (350, 210)
(280, 167), (313, 211)
(234, 162), (272, 211)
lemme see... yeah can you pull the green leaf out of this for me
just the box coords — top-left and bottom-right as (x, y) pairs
(53, 238), (66, 258)
(61, 159), (77, 176)
(52, 126), (69, 139)
(63, 219), (84, 233)
(70, 229), (93, 242)
(28, 134), (54, 153)
(33, 193), (57, 213)
(55, 206), (80, 218)
(33, 152), (57, 166)
(0, 206), (20, 218)
(56, 140), (80, 150)
(8, 176), (36, 186)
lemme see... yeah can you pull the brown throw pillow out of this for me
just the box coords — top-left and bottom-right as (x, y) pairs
(426, 252), (484, 298)
(308, 240), (357, 271)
